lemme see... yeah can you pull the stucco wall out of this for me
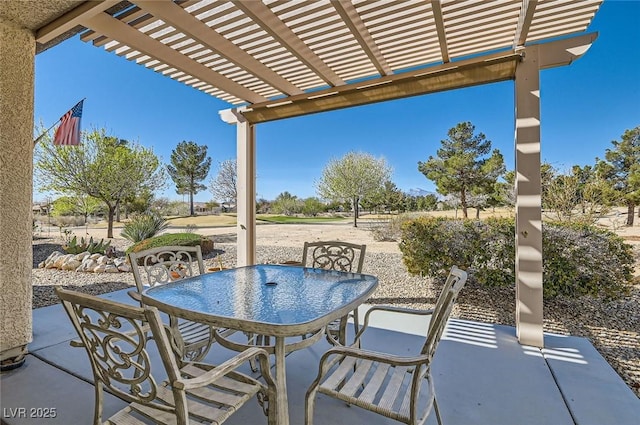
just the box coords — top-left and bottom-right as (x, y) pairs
(0, 18), (34, 358)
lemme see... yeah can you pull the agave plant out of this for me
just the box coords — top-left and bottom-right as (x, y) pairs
(121, 213), (169, 243)
(63, 236), (111, 255)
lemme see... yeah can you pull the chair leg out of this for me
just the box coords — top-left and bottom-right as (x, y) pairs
(93, 381), (104, 425)
(433, 394), (443, 425)
(249, 334), (260, 372)
(304, 385), (318, 425)
(351, 309), (360, 348)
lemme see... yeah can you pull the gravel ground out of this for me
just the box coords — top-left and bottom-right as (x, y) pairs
(32, 237), (639, 397)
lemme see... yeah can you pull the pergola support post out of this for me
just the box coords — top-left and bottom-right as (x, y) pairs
(514, 45), (544, 347)
(0, 19), (35, 369)
(235, 113), (257, 266)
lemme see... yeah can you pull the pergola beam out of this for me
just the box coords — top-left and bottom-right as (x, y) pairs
(132, 0), (303, 97)
(35, 0), (120, 44)
(80, 12), (267, 104)
(241, 51), (521, 124)
(331, 0), (392, 76)
(514, 0), (538, 48)
(431, 0), (450, 63)
(536, 32), (598, 69)
(232, 0), (345, 88)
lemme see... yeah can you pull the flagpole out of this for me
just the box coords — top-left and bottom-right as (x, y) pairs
(33, 98), (85, 146)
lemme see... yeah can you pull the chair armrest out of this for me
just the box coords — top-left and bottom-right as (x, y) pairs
(353, 306), (435, 344)
(127, 289), (142, 303)
(69, 339), (84, 348)
(322, 345), (428, 368)
(175, 347), (271, 391)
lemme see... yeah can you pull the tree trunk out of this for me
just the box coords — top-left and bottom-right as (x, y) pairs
(353, 197), (358, 227)
(107, 205), (115, 239)
(115, 203), (121, 222)
(190, 190), (195, 216)
(627, 203), (635, 226)
(460, 190), (468, 218)
(476, 208), (480, 219)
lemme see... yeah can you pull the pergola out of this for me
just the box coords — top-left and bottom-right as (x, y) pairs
(0, 0), (602, 368)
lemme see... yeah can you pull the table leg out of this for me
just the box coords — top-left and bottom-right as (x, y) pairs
(274, 336), (289, 425)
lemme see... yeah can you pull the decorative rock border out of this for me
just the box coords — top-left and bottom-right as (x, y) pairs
(38, 251), (131, 273)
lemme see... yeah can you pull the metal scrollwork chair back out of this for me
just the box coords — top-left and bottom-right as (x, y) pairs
(128, 245), (214, 361)
(55, 287), (277, 425)
(301, 241), (367, 345)
(302, 241), (366, 273)
(305, 266), (468, 425)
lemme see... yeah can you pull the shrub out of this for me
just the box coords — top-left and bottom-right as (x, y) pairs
(121, 213), (168, 243)
(51, 215), (87, 227)
(542, 221), (634, 298)
(399, 216), (634, 299)
(369, 213), (419, 242)
(126, 232), (214, 257)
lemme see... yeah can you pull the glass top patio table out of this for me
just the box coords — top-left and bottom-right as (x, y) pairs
(141, 264), (379, 337)
(142, 264), (378, 425)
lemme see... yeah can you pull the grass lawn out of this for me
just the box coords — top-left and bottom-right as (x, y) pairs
(256, 215), (349, 224)
(165, 214), (237, 227)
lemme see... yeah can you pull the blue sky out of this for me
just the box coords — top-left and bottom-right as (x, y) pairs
(34, 1), (639, 203)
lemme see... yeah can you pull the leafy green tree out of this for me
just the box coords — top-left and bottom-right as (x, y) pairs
(205, 200), (220, 211)
(380, 180), (405, 212)
(34, 128), (165, 238)
(418, 122), (505, 218)
(600, 126), (640, 225)
(122, 188), (155, 218)
(316, 151), (392, 227)
(301, 197), (325, 216)
(52, 194), (102, 223)
(271, 192), (301, 215)
(416, 194), (439, 211)
(210, 159), (237, 205)
(167, 141), (212, 216)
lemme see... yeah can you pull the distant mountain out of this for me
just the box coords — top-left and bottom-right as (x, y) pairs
(406, 188), (438, 198)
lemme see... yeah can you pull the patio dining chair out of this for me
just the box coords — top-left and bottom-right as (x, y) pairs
(55, 287), (276, 425)
(300, 241), (367, 346)
(128, 245), (215, 361)
(305, 266), (467, 425)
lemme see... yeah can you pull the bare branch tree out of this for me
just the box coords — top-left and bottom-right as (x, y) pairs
(210, 159), (237, 204)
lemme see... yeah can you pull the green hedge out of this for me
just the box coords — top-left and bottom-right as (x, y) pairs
(399, 216), (634, 299)
(126, 233), (214, 256)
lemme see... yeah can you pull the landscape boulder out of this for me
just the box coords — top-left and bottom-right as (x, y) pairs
(39, 250), (131, 273)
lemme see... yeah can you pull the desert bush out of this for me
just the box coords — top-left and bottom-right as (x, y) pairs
(542, 221), (634, 298)
(400, 216), (634, 299)
(126, 232), (213, 257)
(50, 215), (86, 227)
(369, 213), (420, 242)
(184, 224), (198, 233)
(121, 213), (168, 243)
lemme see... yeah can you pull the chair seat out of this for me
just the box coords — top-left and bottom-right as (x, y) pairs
(318, 357), (429, 423)
(105, 363), (266, 425)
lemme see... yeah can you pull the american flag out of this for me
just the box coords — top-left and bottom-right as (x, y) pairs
(53, 100), (83, 146)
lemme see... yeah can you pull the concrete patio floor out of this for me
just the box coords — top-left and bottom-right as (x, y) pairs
(1, 288), (638, 425)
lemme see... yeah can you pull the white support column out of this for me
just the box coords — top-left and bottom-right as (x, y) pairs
(235, 115), (257, 266)
(514, 45), (544, 347)
(0, 18), (35, 368)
